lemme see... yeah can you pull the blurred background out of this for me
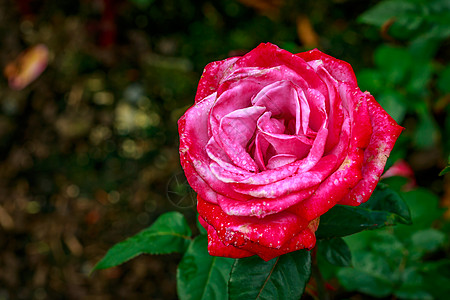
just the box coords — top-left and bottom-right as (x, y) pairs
(0, 0), (448, 299)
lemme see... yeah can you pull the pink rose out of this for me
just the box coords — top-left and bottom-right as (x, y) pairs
(179, 43), (403, 261)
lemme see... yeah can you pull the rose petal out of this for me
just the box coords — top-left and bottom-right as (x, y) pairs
(252, 81), (302, 133)
(217, 106), (265, 172)
(234, 154), (336, 198)
(198, 197), (309, 249)
(242, 220), (317, 261)
(195, 57), (240, 103)
(290, 148), (364, 221)
(257, 112), (312, 162)
(210, 126), (329, 185)
(266, 154), (297, 170)
(298, 48), (357, 86)
(206, 222), (254, 258)
(232, 43), (328, 96)
(180, 93), (250, 202)
(304, 88), (327, 132)
(217, 186), (316, 218)
(340, 84), (373, 149)
(339, 93), (403, 205)
(308, 61), (345, 153)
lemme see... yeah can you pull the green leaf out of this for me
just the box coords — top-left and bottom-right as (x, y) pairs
(93, 212), (192, 270)
(360, 184), (412, 224)
(414, 103), (439, 149)
(437, 65), (450, 94)
(317, 238), (352, 267)
(420, 260), (450, 300)
(316, 250), (341, 280)
(228, 250), (311, 300)
(410, 228), (446, 252)
(177, 235), (234, 300)
(394, 188), (444, 240)
(406, 61), (433, 96)
(358, 0), (419, 28)
(376, 89), (407, 123)
(394, 267), (433, 300)
(337, 252), (394, 297)
(357, 69), (383, 94)
(374, 46), (412, 85)
(440, 165), (450, 176)
(367, 231), (405, 265)
(317, 185), (411, 239)
(358, 0), (450, 40)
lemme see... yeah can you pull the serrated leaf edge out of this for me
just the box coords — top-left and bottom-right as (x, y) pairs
(93, 231), (192, 270)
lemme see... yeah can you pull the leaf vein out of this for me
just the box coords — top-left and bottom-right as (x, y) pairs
(256, 257), (279, 300)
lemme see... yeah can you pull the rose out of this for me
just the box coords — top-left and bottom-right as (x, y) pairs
(179, 43), (403, 261)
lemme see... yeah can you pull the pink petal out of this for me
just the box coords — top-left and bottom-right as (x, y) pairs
(195, 57), (240, 103)
(290, 148), (364, 221)
(252, 81), (301, 132)
(217, 106), (265, 172)
(339, 84), (373, 149)
(257, 112), (286, 134)
(266, 154), (298, 170)
(232, 43), (328, 96)
(252, 133), (269, 171)
(234, 154), (337, 198)
(179, 93), (250, 202)
(308, 61), (345, 153)
(257, 112), (313, 163)
(297, 48), (357, 86)
(210, 126), (329, 185)
(206, 222), (253, 259)
(244, 222), (317, 261)
(217, 186), (316, 218)
(198, 197), (309, 249)
(304, 88), (327, 132)
(339, 93), (403, 205)
(206, 137), (250, 176)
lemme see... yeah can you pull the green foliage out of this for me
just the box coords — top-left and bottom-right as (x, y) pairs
(356, 0), (450, 157)
(338, 251), (396, 298)
(228, 250), (311, 300)
(420, 260), (450, 300)
(319, 185), (449, 299)
(359, 0), (450, 41)
(437, 65), (450, 94)
(317, 238), (352, 267)
(93, 212), (192, 270)
(440, 165), (450, 176)
(440, 155), (450, 176)
(177, 235), (234, 300)
(358, 41), (441, 149)
(316, 185), (411, 239)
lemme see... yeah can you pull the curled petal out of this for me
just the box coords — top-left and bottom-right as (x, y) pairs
(298, 48), (357, 86)
(232, 43), (328, 96)
(217, 186), (316, 218)
(217, 106), (265, 172)
(234, 154), (336, 199)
